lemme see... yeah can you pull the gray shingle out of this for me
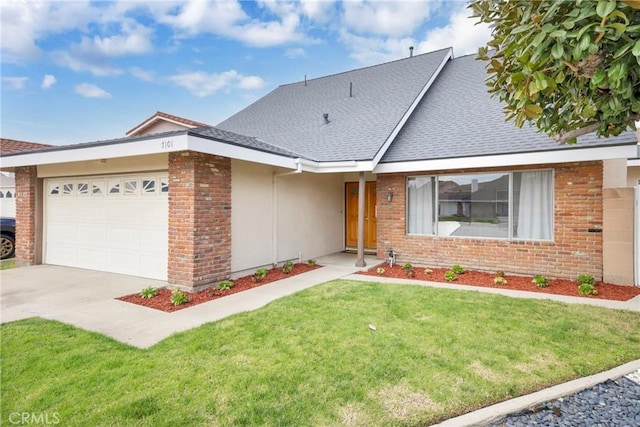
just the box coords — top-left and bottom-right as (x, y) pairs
(217, 49), (451, 162)
(189, 127), (302, 158)
(382, 53), (637, 163)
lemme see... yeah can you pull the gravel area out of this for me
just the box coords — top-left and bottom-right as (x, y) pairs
(487, 370), (640, 426)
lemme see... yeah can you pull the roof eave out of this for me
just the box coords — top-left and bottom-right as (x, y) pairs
(371, 47), (453, 168)
(374, 143), (638, 174)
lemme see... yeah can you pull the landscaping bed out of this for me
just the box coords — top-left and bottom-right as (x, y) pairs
(117, 262), (322, 312)
(359, 264), (640, 301)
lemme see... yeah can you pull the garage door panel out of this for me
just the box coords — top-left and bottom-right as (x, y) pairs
(45, 173), (168, 280)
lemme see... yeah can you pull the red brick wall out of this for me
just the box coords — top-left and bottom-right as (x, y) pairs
(376, 162), (603, 280)
(168, 151), (231, 289)
(14, 166), (37, 265)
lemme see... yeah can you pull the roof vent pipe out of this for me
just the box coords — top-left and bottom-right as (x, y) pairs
(349, 82), (353, 98)
(323, 113), (330, 124)
(409, 46), (414, 57)
(304, 74), (307, 86)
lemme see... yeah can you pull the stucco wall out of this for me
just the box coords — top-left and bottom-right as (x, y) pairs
(231, 159), (344, 276)
(37, 154), (168, 178)
(628, 165), (640, 187)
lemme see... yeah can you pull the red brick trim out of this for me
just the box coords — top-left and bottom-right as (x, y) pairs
(15, 166), (38, 265)
(168, 151), (231, 289)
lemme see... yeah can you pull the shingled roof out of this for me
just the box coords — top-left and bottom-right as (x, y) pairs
(217, 48), (452, 162)
(0, 138), (53, 155)
(381, 53), (637, 163)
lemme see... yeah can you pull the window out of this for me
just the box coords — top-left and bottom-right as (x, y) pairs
(62, 183), (74, 196)
(407, 170), (553, 240)
(6, 191), (12, 198)
(142, 179), (156, 194)
(77, 182), (89, 195)
(160, 177), (169, 193)
(0, 192), (3, 198)
(124, 179), (137, 195)
(92, 180), (104, 195)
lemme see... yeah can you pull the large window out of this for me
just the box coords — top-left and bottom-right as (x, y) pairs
(407, 170), (553, 240)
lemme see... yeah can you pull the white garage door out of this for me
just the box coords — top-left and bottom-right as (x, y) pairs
(44, 173), (168, 280)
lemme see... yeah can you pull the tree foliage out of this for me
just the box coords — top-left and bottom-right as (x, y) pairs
(470, 0), (640, 144)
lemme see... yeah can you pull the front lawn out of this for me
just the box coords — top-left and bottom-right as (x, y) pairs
(2, 280), (639, 426)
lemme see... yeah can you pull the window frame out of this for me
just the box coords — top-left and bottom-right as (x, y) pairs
(406, 169), (554, 242)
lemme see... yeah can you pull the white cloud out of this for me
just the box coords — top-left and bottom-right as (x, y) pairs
(339, 29), (417, 64)
(130, 67), (155, 82)
(52, 51), (122, 76)
(41, 74), (56, 89)
(73, 23), (153, 57)
(416, 7), (491, 57)
(74, 83), (111, 98)
(342, 0), (437, 37)
(169, 70), (266, 97)
(300, 0), (335, 22)
(285, 47), (306, 58)
(2, 77), (29, 90)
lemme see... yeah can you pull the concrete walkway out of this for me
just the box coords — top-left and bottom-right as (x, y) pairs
(0, 253), (378, 348)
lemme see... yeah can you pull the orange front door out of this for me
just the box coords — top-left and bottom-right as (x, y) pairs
(345, 182), (377, 249)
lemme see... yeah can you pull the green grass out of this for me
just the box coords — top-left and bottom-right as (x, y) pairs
(0, 258), (15, 270)
(2, 279), (640, 426)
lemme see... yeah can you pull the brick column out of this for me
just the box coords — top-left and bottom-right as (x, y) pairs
(15, 166), (38, 265)
(168, 151), (231, 290)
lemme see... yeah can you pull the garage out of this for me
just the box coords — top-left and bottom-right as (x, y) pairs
(44, 173), (168, 280)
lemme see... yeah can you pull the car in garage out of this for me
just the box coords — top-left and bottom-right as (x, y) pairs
(1, 217), (15, 259)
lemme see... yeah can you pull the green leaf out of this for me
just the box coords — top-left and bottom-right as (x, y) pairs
(632, 39), (640, 56)
(549, 29), (567, 38)
(614, 42), (633, 58)
(532, 31), (546, 47)
(551, 42), (564, 59)
(596, 0), (617, 18)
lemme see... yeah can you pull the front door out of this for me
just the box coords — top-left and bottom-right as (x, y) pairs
(345, 182), (377, 249)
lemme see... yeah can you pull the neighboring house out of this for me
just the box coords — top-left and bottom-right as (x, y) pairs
(1, 48), (638, 288)
(0, 139), (53, 218)
(126, 111), (211, 137)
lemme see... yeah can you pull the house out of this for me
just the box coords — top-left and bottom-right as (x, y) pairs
(126, 111), (211, 137)
(1, 48), (638, 288)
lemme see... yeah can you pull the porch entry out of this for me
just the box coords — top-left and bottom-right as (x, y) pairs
(345, 182), (377, 249)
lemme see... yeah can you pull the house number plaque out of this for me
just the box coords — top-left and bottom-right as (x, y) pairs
(161, 140), (174, 149)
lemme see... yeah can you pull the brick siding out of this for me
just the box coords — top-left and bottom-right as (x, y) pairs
(14, 166), (37, 265)
(168, 151), (232, 289)
(376, 162), (603, 280)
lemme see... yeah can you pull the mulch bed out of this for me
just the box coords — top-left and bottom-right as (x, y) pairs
(117, 263), (322, 312)
(358, 265), (640, 302)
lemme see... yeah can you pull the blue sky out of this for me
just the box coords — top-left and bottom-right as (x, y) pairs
(1, 0), (491, 146)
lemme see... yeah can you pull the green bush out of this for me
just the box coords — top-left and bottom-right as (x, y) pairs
(282, 261), (294, 274)
(139, 286), (158, 299)
(578, 284), (598, 296)
(218, 280), (234, 291)
(170, 288), (190, 306)
(444, 271), (458, 282)
(532, 275), (549, 288)
(376, 267), (386, 275)
(451, 264), (465, 274)
(493, 277), (508, 285)
(402, 263), (413, 271)
(577, 275), (595, 286)
(307, 259), (317, 266)
(252, 269), (268, 282)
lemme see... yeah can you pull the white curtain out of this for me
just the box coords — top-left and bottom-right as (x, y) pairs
(407, 177), (434, 234)
(517, 171), (553, 240)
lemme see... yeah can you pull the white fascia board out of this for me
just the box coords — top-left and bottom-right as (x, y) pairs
(0, 134), (189, 168)
(188, 135), (298, 170)
(374, 144), (638, 174)
(296, 158), (373, 173)
(628, 158), (640, 166)
(371, 48), (453, 168)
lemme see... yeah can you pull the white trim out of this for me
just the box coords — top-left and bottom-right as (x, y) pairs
(628, 158), (640, 166)
(372, 48), (453, 168)
(296, 158), (373, 173)
(188, 135), (298, 170)
(126, 116), (200, 136)
(374, 145), (638, 173)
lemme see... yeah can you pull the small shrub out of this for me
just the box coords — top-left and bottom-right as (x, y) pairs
(578, 284), (598, 296)
(496, 270), (505, 278)
(406, 269), (415, 278)
(444, 270), (458, 282)
(218, 280), (233, 291)
(532, 275), (549, 288)
(493, 276), (508, 285)
(376, 267), (386, 275)
(307, 259), (317, 266)
(402, 262), (413, 271)
(451, 264), (465, 274)
(170, 288), (190, 306)
(252, 268), (268, 282)
(577, 275), (595, 286)
(424, 268), (433, 275)
(139, 286), (158, 299)
(282, 261), (294, 274)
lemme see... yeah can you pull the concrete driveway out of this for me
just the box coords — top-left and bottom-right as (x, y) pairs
(0, 259), (374, 348)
